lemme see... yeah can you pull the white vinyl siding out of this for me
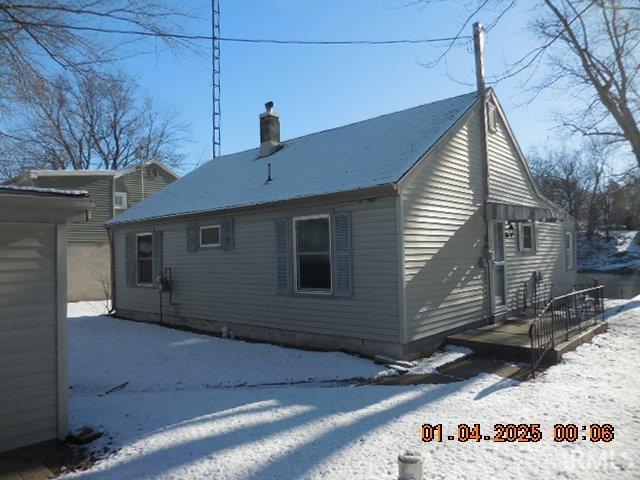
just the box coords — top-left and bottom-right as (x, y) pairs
(505, 219), (576, 311)
(401, 107), (487, 341)
(486, 101), (549, 209)
(113, 196), (399, 342)
(0, 223), (60, 452)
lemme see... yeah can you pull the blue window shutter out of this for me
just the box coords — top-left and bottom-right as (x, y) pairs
(221, 218), (235, 251)
(274, 217), (291, 294)
(125, 232), (134, 287)
(152, 230), (163, 287)
(333, 212), (353, 298)
(187, 222), (199, 252)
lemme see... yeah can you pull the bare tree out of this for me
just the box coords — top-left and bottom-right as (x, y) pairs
(0, 0), (192, 118)
(413, 0), (640, 167)
(528, 143), (611, 238)
(529, 147), (591, 218)
(585, 152), (607, 239)
(6, 70), (187, 172)
(609, 172), (640, 228)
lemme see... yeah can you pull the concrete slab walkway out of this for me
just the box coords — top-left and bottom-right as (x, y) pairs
(365, 354), (533, 386)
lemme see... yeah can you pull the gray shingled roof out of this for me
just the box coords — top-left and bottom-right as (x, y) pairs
(109, 91), (478, 225)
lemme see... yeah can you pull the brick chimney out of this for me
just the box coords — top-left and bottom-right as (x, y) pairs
(259, 101), (283, 157)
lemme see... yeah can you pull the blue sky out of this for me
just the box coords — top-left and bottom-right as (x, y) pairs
(120, 0), (613, 173)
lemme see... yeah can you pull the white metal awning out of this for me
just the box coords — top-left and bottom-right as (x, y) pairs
(487, 201), (559, 222)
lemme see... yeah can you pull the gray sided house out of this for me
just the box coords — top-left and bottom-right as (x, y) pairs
(107, 90), (577, 359)
(6, 161), (178, 301)
(0, 185), (93, 452)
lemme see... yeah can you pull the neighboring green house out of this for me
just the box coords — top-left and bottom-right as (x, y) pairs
(5, 160), (178, 301)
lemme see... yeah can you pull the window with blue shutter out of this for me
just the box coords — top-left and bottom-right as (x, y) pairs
(333, 212), (353, 297)
(220, 218), (234, 251)
(275, 217), (291, 294)
(125, 232), (134, 287)
(187, 223), (199, 252)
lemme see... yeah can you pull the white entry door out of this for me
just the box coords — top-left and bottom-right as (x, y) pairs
(490, 221), (507, 315)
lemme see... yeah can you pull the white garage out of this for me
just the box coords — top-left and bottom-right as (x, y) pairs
(0, 186), (93, 452)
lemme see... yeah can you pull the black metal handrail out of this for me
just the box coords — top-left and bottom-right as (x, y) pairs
(528, 285), (605, 377)
(521, 279), (553, 315)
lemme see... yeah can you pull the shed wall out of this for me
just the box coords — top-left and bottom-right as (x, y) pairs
(0, 223), (60, 452)
(401, 107), (487, 341)
(112, 196), (400, 350)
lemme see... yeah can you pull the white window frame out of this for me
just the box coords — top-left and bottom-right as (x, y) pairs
(565, 231), (574, 270)
(518, 222), (536, 253)
(293, 213), (332, 295)
(135, 232), (153, 286)
(199, 224), (221, 248)
(114, 191), (128, 209)
(149, 167), (159, 177)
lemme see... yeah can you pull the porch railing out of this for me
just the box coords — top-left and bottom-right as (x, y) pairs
(521, 278), (553, 315)
(528, 284), (605, 377)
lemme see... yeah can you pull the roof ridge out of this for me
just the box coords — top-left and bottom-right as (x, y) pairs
(214, 91), (477, 162)
(108, 90), (479, 225)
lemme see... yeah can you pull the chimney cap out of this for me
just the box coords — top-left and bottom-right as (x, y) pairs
(265, 101), (274, 113)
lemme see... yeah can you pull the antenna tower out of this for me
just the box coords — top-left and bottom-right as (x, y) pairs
(211, 0), (221, 158)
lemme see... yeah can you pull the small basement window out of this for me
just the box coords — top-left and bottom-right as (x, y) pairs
(114, 192), (127, 209)
(565, 232), (574, 270)
(200, 225), (220, 248)
(294, 215), (331, 293)
(136, 233), (153, 285)
(519, 223), (536, 253)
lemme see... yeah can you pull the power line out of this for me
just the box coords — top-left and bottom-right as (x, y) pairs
(0, 19), (470, 45)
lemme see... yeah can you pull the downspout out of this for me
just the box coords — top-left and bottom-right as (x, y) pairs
(108, 175), (117, 314)
(107, 227), (116, 315)
(107, 227), (117, 315)
(140, 162), (145, 201)
(474, 22), (493, 321)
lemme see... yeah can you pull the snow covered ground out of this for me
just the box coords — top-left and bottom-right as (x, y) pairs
(578, 230), (640, 272)
(62, 300), (640, 479)
(67, 302), (385, 394)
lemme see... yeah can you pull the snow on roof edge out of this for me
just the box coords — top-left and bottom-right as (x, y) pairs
(107, 182), (396, 226)
(0, 184), (89, 196)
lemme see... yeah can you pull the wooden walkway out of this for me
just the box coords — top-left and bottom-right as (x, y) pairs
(447, 316), (608, 364)
(447, 316), (536, 361)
